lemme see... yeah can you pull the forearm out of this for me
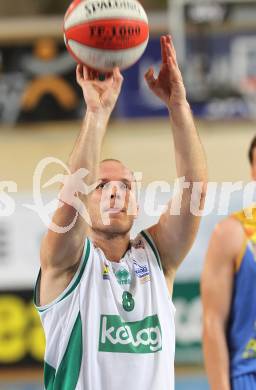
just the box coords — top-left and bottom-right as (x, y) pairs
(68, 110), (110, 184)
(203, 322), (231, 390)
(169, 102), (207, 183)
(43, 110), (110, 270)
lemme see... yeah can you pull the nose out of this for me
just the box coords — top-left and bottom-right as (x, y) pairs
(110, 185), (119, 199)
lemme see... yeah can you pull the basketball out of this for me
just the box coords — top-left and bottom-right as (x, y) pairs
(63, 0), (149, 72)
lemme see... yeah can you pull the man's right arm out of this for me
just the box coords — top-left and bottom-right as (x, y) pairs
(201, 217), (245, 390)
(39, 65), (123, 306)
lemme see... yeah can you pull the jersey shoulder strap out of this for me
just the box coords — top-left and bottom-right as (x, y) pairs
(139, 230), (163, 271)
(232, 208), (256, 240)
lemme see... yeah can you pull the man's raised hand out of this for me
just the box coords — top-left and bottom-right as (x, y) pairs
(76, 64), (123, 115)
(145, 35), (187, 109)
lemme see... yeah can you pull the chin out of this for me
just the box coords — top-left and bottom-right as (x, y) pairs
(105, 222), (132, 235)
(93, 219), (134, 236)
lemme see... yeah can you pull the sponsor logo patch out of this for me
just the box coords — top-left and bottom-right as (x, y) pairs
(115, 267), (131, 285)
(103, 263), (110, 280)
(98, 314), (162, 354)
(133, 260), (150, 283)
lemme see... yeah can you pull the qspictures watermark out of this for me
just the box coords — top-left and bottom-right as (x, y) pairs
(0, 157), (256, 233)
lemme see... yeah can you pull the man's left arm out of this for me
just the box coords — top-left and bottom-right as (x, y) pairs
(145, 36), (207, 280)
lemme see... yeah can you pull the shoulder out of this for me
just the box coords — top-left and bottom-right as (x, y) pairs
(212, 216), (244, 242)
(207, 216), (246, 265)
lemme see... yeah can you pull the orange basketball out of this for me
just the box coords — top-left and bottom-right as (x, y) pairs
(64, 0), (149, 72)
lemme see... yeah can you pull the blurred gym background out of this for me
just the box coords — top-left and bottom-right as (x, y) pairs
(1, 0), (256, 389)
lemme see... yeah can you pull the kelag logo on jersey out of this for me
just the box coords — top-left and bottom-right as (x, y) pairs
(98, 314), (162, 354)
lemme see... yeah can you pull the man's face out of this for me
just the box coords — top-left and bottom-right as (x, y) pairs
(251, 148), (256, 181)
(88, 161), (138, 235)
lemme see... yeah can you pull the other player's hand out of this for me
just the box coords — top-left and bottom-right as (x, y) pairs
(76, 65), (123, 115)
(144, 35), (187, 109)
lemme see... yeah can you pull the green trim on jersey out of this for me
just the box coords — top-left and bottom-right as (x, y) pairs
(61, 239), (90, 302)
(44, 361), (56, 390)
(141, 231), (162, 270)
(34, 239), (91, 313)
(44, 312), (83, 390)
(53, 312), (83, 389)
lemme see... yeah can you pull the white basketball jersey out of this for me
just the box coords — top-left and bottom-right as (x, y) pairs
(35, 230), (176, 390)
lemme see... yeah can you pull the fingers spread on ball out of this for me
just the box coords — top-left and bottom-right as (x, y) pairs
(112, 67), (124, 92)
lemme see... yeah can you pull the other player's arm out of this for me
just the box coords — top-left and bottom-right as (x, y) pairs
(39, 66), (123, 306)
(201, 218), (244, 390)
(145, 35), (207, 279)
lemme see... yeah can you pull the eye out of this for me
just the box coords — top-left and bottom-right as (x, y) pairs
(120, 182), (131, 190)
(96, 182), (106, 190)
(120, 183), (127, 190)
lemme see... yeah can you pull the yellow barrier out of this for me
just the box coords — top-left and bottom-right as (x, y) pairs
(0, 295), (45, 364)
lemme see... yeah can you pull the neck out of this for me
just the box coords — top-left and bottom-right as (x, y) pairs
(89, 230), (131, 262)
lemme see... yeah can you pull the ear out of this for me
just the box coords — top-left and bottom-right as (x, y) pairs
(251, 167), (256, 181)
(134, 205), (140, 220)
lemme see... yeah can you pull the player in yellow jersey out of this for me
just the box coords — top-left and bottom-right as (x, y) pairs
(202, 136), (256, 390)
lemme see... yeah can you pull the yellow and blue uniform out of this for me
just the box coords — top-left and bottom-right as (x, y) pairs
(228, 209), (256, 389)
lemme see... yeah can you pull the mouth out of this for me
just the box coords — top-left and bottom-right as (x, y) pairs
(104, 208), (126, 214)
